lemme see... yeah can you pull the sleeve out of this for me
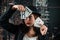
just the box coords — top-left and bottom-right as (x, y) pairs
(0, 5), (16, 22)
(0, 5), (18, 34)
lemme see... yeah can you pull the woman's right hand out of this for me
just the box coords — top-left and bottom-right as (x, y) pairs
(12, 5), (25, 12)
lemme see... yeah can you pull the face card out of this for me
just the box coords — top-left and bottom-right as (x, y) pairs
(20, 12), (26, 19)
(20, 6), (32, 19)
(34, 17), (44, 28)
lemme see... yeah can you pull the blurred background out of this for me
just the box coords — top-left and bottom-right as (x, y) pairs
(0, 0), (60, 40)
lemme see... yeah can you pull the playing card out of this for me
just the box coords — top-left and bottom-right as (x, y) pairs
(20, 12), (26, 19)
(20, 6), (32, 19)
(34, 17), (44, 28)
(25, 6), (32, 17)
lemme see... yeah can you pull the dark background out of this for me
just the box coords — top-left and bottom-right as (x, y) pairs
(0, 0), (60, 40)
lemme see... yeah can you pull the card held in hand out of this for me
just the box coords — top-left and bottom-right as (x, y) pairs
(34, 17), (44, 28)
(20, 6), (32, 19)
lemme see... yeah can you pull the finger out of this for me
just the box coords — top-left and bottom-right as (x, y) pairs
(12, 5), (18, 9)
(21, 6), (24, 11)
(21, 6), (25, 11)
(19, 5), (25, 11)
(41, 31), (46, 35)
(19, 6), (22, 11)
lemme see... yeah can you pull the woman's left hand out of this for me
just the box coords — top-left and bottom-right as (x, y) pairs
(40, 25), (48, 35)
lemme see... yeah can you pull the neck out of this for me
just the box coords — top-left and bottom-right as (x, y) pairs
(26, 27), (36, 37)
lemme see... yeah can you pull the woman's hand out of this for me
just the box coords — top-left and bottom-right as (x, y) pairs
(40, 25), (48, 35)
(12, 5), (25, 11)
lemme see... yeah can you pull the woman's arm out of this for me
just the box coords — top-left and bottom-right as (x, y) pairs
(0, 5), (25, 34)
(0, 5), (17, 34)
(0, 5), (17, 22)
(0, 5), (25, 22)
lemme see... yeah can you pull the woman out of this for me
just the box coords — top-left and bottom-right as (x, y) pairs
(17, 6), (48, 40)
(0, 5), (48, 40)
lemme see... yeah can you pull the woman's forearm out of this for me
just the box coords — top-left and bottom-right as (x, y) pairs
(0, 5), (16, 22)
